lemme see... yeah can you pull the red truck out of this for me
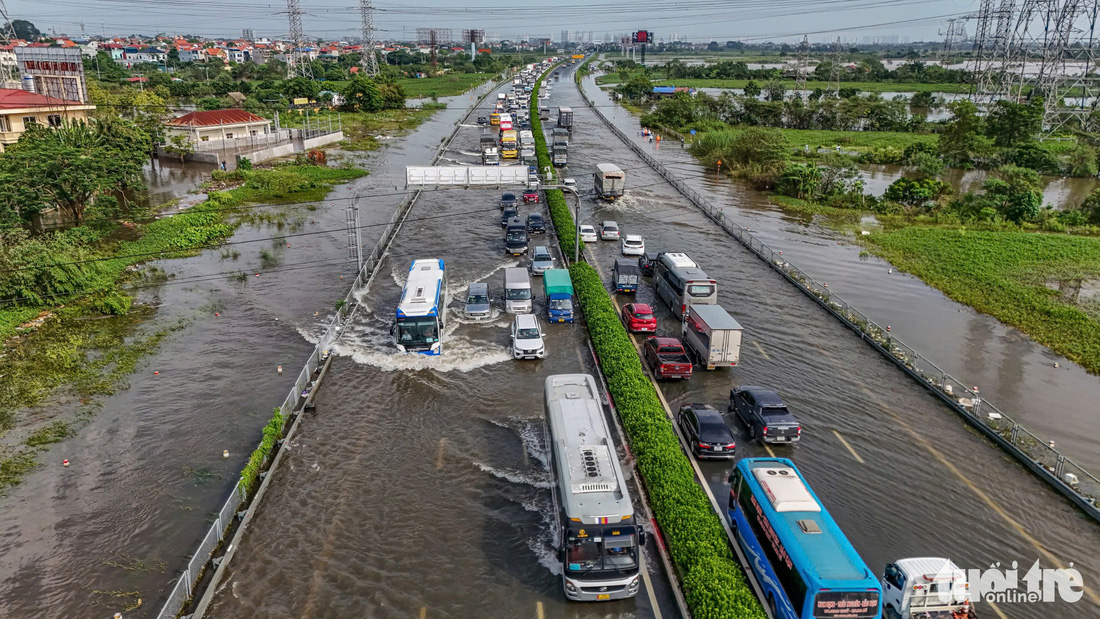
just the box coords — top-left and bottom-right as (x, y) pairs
(643, 336), (693, 380)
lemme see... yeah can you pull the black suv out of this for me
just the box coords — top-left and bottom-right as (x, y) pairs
(729, 387), (802, 444)
(638, 251), (660, 276)
(526, 212), (546, 234)
(677, 404), (736, 460)
(500, 192), (518, 210)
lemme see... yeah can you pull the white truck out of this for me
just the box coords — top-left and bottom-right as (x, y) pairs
(594, 163), (626, 201)
(482, 147), (500, 165)
(681, 304), (742, 370)
(882, 558), (978, 619)
(518, 130), (535, 149)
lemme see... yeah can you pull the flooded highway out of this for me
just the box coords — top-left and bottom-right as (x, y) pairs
(0, 87), (497, 617)
(582, 73), (1100, 475)
(554, 66), (1100, 618)
(205, 81), (677, 618)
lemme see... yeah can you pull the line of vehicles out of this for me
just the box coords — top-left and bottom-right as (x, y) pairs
(392, 60), (977, 618)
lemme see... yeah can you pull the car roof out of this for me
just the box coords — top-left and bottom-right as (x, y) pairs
(468, 282), (488, 294)
(527, 212), (543, 219)
(624, 234), (643, 241)
(579, 224), (595, 230)
(602, 220), (618, 226)
(737, 386), (785, 406)
(627, 303), (653, 312)
(515, 313), (539, 328)
(685, 404), (723, 419)
(533, 245), (551, 254)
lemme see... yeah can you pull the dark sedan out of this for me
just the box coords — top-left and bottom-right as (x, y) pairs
(526, 212), (546, 234)
(500, 191), (518, 210)
(677, 404), (736, 460)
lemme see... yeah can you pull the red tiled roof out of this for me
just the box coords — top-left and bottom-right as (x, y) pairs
(167, 109), (269, 127)
(0, 88), (84, 110)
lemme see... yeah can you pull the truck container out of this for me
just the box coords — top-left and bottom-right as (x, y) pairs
(557, 107), (573, 130)
(538, 104), (550, 120)
(482, 147), (499, 165)
(612, 259), (640, 293)
(882, 558), (977, 619)
(682, 304), (742, 370)
(542, 269), (574, 323)
(594, 163), (626, 200)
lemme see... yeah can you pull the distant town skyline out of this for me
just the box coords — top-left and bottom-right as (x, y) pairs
(6, 0), (970, 44)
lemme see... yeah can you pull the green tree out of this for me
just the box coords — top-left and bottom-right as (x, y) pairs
(198, 97), (223, 111)
(163, 135), (194, 162)
(985, 99), (1043, 148)
(743, 80), (761, 98)
(618, 74), (653, 101)
(283, 77), (320, 100)
(937, 100), (987, 167)
(908, 151), (946, 179)
(1078, 188), (1100, 224)
(378, 80), (406, 109)
(342, 76), (383, 112)
(884, 177), (952, 208)
(0, 120), (150, 225)
(8, 19), (41, 40)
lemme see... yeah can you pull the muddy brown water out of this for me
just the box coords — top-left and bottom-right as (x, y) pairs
(0, 86), (503, 618)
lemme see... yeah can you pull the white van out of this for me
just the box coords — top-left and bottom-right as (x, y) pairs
(504, 267), (533, 313)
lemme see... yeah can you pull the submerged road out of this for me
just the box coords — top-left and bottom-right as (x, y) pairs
(205, 79), (678, 618)
(544, 63), (1100, 618)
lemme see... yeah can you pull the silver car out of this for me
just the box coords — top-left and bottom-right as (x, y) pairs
(600, 220), (621, 241)
(463, 282), (492, 320)
(529, 246), (555, 275)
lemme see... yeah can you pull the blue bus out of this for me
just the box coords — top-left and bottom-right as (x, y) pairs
(727, 458), (882, 619)
(394, 259), (449, 356)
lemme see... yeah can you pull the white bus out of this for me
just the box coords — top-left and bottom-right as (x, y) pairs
(654, 252), (717, 318)
(394, 259), (449, 356)
(544, 374), (645, 602)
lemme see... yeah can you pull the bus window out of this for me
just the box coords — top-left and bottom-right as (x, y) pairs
(688, 283), (715, 297)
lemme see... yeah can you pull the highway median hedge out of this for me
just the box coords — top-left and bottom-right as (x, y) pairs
(568, 261), (766, 619)
(531, 64), (583, 260)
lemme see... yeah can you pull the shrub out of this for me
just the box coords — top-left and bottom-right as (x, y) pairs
(238, 407), (284, 496)
(531, 69), (584, 259)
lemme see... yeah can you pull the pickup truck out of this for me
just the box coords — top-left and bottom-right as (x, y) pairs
(728, 386), (801, 444)
(882, 557), (977, 619)
(644, 337), (693, 380)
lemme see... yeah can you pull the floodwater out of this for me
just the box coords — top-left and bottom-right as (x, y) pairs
(857, 164), (1100, 208)
(562, 69), (1100, 618)
(585, 72), (1100, 475)
(206, 81), (677, 618)
(0, 86), (498, 618)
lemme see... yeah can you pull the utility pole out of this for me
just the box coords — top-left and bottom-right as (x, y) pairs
(359, 0), (379, 77)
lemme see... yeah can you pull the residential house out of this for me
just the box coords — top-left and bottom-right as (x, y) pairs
(0, 89), (97, 152)
(114, 46), (168, 68)
(226, 48), (247, 64)
(165, 109), (272, 143)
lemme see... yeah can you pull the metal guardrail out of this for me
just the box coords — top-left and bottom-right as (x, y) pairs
(576, 78), (1100, 524)
(154, 76), (508, 619)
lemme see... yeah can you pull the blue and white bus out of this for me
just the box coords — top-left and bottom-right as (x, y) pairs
(727, 458), (882, 619)
(394, 259), (449, 355)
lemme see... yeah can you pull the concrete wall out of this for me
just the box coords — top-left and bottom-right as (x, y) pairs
(156, 130), (345, 170)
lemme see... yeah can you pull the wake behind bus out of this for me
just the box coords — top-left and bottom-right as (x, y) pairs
(544, 374), (646, 602)
(393, 259), (449, 355)
(728, 457), (882, 619)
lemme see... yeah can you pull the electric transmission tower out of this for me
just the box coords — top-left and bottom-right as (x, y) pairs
(828, 37), (842, 96)
(940, 19), (959, 55)
(794, 35), (809, 99)
(285, 0), (312, 80)
(359, 0), (379, 77)
(0, 0), (19, 87)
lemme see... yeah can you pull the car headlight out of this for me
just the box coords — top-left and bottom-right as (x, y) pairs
(630, 576), (640, 588)
(565, 580), (577, 592)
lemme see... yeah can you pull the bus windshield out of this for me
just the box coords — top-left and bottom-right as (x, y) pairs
(565, 534), (638, 574)
(396, 317), (439, 346)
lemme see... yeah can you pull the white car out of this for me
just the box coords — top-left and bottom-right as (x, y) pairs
(600, 220), (621, 241)
(511, 313), (546, 360)
(563, 177), (577, 189)
(578, 224), (598, 243)
(621, 234), (645, 256)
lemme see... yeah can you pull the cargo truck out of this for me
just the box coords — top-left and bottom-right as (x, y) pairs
(551, 142), (568, 166)
(557, 107), (573, 130)
(682, 304), (742, 370)
(594, 163), (626, 201)
(882, 558), (978, 619)
(542, 269), (574, 323)
(482, 147), (499, 165)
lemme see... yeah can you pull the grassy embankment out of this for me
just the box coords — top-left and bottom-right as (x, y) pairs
(532, 63), (766, 619)
(595, 75), (972, 93)
(0, 163), (365, 489)
(326, 73), (497, 99)
(860, 228), (1100, 374)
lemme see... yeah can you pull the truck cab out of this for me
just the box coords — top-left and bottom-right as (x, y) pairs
(542, 269), (574, 323)
(882, 558), (976, 619)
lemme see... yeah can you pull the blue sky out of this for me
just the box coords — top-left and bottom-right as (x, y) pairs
(5, 0), (975, 43)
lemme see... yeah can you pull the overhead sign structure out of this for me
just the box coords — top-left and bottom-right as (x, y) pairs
(406, 166), (531, 187)
(15, 47), (88, 103)
(632, 30), (651, 44)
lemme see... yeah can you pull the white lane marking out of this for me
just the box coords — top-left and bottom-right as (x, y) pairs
(752, 341), (771, 361)
(832, 430), (864, 464)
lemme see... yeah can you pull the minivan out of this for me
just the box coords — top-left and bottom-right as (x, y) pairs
(503, 267), (533, 313)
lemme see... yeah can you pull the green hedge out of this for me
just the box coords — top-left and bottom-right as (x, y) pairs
(569, 263), (766, 618)
(238, 406), (284, 497)
(530, 64), (584, 261)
